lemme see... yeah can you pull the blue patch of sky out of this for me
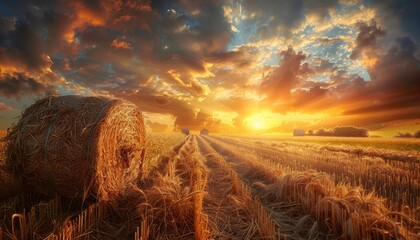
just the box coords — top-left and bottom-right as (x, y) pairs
(323, 25), (351, 38)
(265, 50), (280, 66)
(301, 24), (315, 36)
(312, 75), (330, 83)
(0, 96), (33, 110)
(162, 2), (203, 30)
(300, 21), (373, 82)
(227, 22), (257, 51)
(185, 15), (203, 30)
(348, 65), (371, 81)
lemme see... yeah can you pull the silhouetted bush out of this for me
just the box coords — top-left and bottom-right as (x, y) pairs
(314, 126), (368, 137)
(414, 130), (420, 138)
(315, 128), (333, 136)
(394, 132), (413, 138)
(332, 126), (368, 137)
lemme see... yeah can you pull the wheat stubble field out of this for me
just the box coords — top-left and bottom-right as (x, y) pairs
(0, 132), (419, 239)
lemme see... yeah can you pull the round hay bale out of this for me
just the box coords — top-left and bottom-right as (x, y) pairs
(4, 95), (146, 201)
(181, 128), (190, 135)
(200, 129), (209, 135)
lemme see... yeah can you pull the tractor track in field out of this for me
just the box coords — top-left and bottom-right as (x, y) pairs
(218, 136), (420, 163)
(195, 135), (283, 240)
(200, 135), (419, 239)
(197, 135), (324, 240)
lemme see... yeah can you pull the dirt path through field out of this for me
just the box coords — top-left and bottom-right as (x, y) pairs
(197, 135), (316, 239)
(195, 135), (283, 239)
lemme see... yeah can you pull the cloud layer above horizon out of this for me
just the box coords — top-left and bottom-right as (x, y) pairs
(0, 0), (419, 133)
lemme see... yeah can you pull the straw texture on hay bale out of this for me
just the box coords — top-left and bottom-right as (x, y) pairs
(4, 95), (146, 200)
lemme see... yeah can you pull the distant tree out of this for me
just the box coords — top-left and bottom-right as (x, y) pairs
(313, 126), (368, 137)
(394, 132), (413, 138)
(414, 130), (420, 138)
(307, 129), (314, 135)
(332, 126), (368, 137)
(200, 128), (209, 135)
(181, 128), (190, 135)
(315, 128), (330, 136)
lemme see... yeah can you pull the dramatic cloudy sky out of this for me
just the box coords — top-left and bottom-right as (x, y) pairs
(0, 0), (419, 135)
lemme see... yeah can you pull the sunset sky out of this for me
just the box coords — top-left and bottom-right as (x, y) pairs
(0, 0), (419, 135)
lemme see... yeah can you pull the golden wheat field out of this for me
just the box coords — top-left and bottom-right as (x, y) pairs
(0, 132), (419, 240)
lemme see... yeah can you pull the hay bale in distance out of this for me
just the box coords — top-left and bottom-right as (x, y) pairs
(200, 129), (209, 135)
(4, 95), (146, 201)
(293, 129), (305, 136)
(181, 128), (190, 135)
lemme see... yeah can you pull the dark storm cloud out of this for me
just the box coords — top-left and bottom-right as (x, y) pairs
(115, 88), (219, 131)
(350, 20), (386, 60)
(344, 37), (420, 116)
(0, 72), (56, 99)
(260, 46), (313, 98)
(44, 0), (231, 97)
(243, 0), (338, 39)
(290, 37), (420, 119)
(0, 20), (51, 72)
(208, 46), (256, 70)
(264, 33), (419, 119)
(0, 0), (230, 116)
(145, 0), (231, 58)
(371, 0), (420, 41)
(292, 85), (329, 108)
(285, 34), (420, 122)
(312, 58), (337, 73)
(154, 94), (171, 106)
(0, 16), (16, 33)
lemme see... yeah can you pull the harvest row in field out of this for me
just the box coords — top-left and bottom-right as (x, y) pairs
(228, 135), (420, 152)
(199, 135), (417, 239)
(211, 135), (419, 210)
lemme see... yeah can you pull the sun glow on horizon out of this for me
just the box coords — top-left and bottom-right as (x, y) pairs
(243, 111), (329, 132)
(251, 120), (265, 129)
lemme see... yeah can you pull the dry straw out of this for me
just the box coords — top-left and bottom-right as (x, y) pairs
(3, 95), (146, 201)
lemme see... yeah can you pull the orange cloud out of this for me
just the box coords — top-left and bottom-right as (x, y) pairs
(0, 102), (13, 111)
(111, 39), (133, 49)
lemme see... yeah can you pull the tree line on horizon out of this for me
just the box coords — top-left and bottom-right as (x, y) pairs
(394, 130), (420, 138)
(305, 126), (369, 137)
(304, 126), (420, 138)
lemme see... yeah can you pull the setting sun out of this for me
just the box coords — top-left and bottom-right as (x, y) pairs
(252, 120), (264, 129)
(243, 111), (328, 133)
